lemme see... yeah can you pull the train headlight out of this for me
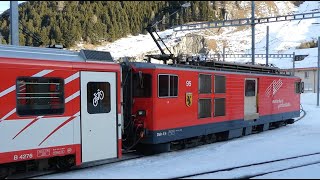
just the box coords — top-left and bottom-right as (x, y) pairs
(137, 110), (146, 117)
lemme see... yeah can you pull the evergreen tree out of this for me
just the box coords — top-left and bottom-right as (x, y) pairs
(0, 1), (224, 48)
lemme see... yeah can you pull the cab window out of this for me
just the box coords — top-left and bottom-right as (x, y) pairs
(133, 73), (152, 97)
(158, 74), (178, 97)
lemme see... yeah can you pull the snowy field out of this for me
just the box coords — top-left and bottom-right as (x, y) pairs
(37, 92), (320, 179)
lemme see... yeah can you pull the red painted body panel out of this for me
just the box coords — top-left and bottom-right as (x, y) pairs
(0, 56), (122, 165)
(132, 66), (301, 131)
(0, 144), (81, 165)
(0, 69), (79, 120)
(0, 57), (122, 114)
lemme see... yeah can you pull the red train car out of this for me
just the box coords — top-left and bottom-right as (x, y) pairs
(0, 45), (122, 177)
(0, 44), (303, 177)
(122, 60), (303, 154)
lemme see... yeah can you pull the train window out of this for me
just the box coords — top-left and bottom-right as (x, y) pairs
(214, 98), (225, 117)
(87, 82), (111, 114)
(170, 75), (178, 96)
(295, 81), (304, 94)
(295, 82), (300, 93)
(133, 73), (152, 98)
(159, 75), (169, 97)
(158, 74), (178, 97)
(305, 71), (309, 79)
(199, 74), (212, 94)
(198, 98), (211, 118)
(245, 80), (256, 96)
(16, 77), (64, 116)
(214, 75), (226, 93)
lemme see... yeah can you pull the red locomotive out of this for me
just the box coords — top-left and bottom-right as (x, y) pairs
(119, 23), (302, 154)
(0, 44), (303, 178)
(121, 59), (303, 154)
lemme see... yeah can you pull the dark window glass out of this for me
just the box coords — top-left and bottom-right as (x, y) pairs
(159, 75), (169, 97)
(158, 74), (178, 97)
(295, 82), (300, 93)
(295, 81), (304, 94)
(199, 74), (212, 94)
(245, 80), (256, 96)
(87, 82), (111, 114)
(133, 73), (152, 98)
(170, 75), (178, 96)
(198, 99), (211, 118)
(215, 75), (226, 93)
(214, 98), (225, 117)
(16, 77), (64, 116)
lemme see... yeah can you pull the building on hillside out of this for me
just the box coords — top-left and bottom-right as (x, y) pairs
(282, 67), (319, 93)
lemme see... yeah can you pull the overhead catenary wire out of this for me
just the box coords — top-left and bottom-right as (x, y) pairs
(18, 20), (43, 46)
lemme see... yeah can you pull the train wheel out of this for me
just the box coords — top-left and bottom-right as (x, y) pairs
(0, 166), (9, 179)
(286, 119), (295, 124)
(273, 121), (284, 128)
(204, 134), (216, 144)
(55, 156), (75, 171)
(136, 143), (170, 155)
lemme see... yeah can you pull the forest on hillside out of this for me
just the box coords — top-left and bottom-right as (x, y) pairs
(0, 1), (227, 48)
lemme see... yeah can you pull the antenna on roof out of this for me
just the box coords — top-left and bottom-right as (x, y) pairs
(46, 44), (64, 49)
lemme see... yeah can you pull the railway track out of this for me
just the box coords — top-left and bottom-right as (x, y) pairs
(24, 151), (320, 179)
(6, 151), (144, 179)
(172, 152), (320, 179)
(6, 111), (307, 179)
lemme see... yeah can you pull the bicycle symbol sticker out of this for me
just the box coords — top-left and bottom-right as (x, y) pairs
(93, 89), (104, 107)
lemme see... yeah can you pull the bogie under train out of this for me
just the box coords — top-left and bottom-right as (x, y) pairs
(0, 45), (303, 178)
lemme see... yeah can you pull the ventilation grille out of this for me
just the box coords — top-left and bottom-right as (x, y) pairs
(80, 49), (114, 62)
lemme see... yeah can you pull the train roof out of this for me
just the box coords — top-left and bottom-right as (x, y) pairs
(0, 44), (115, 63)
(129, 61), (294, 77)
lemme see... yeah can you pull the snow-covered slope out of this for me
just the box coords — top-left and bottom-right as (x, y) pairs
(88, 1), (320, 69)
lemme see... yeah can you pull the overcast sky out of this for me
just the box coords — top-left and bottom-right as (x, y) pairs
(0, 1), (25, 13)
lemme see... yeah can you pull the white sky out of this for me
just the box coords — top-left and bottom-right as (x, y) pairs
(35, 92), (320, 179)
(0, 1), (25, 13)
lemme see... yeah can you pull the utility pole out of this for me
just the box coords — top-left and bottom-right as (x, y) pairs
(251, 1), (255, 65)
(266, 26), (269, 66)
(292, 52), (295, 76)
(10, 1), (19, 45)
(223, 46), (225, 62)
(317, 36), (320, 106)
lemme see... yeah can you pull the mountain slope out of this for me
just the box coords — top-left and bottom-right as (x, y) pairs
(90, 1), (320, 69)
(0, 1), (233, 47)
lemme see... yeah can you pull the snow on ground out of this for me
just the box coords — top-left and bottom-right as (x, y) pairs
(205, 1), (320, 69)
(189, 154), (320, 179)
(254, 164), (320, 179)
(37, 92), (320, 179)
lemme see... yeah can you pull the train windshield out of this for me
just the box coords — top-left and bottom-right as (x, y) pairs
(133, 72), (152, 97)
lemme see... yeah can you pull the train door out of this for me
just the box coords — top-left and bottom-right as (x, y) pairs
(80, 71), (117, 163)
(244, 78), (259, 120)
